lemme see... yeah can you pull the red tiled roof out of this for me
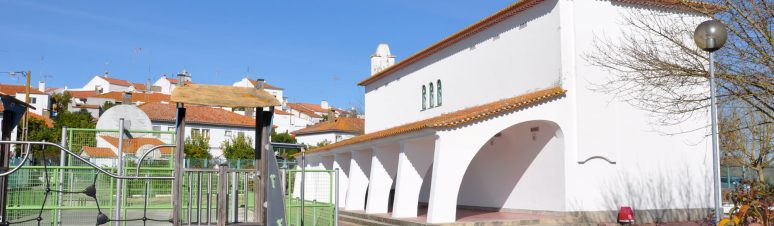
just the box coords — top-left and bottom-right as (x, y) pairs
(358, 0), (721, 86)
(95, 92), (170, 103)
(304, 87), (566, 155)
(0, 104), (55, 128)
(74, 104), (100, 109)
(165, 77), (193, 85)
(99, 135), (174, 154)
(248, 79), (283, 90)
(0, 84), (45, 95)
(139, 102), (256, 128)
(275, 109), (292, 115)
(132, 83), (148, 91)
(81, 147), (117, 158)
(66, 90), (99, 99)
(286, 103), (323, 118)
(99, 76), (132, 87)
(292, 117), (364, 135)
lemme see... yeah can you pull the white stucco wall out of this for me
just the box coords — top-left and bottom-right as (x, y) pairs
(561, 0), (712, 212)
(14, 93), (49, 116)
(153, 78), (175, 94)
(363, 0), (562, 133)
(81, 76), (130, 94)
(296, 132), (357, 146)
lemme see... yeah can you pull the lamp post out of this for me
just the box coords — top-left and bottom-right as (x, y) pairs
(693, 19), (727, 223)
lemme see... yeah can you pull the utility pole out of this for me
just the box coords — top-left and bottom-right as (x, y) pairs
(23, 71), (30, 141)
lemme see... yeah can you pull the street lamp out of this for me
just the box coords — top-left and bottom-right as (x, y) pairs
(693, 19), (727, 224)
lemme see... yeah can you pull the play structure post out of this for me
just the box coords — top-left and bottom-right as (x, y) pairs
(172, 105), (186, 225)
(114, 119), (125, 226)
(0, 108), (15, 223)
(255, 106), (272, 224)
(57, 127), (67, 226)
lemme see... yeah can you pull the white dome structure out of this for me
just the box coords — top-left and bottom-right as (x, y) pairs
(96, 104), (153, 137)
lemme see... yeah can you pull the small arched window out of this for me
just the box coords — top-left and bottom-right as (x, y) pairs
(429, 82), (435, 107)
(437, 80), (442, 106)
(422, 85), (427, 110)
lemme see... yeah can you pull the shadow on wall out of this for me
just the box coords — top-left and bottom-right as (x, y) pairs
(456, 120), (564, 211)
(568, 164), (712, 224)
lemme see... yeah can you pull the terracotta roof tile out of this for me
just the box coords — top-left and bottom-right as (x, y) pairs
(95, 91), (171, 103)
(0, 104), (55, 128)
(139, 102), (255, 128)
(292, 117), (364, 135)
(99, 76), (132, 87)
(81, 147), (117, 158)
(165, 77), (193, 85)
(132, 83), (148, 91)
(248, 79), (283, 90)
(0, 84), (45, 95)
(99, 135), (174, 154)
(74, 104), (100, 109)
(304, 87), (566, 155)
(275, 109), (293, 115)
(66, 90), (99, 99)
(358, 0), (720, 86)
(287, 103), (323, 118)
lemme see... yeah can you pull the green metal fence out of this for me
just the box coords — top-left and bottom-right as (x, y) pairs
(285, 169), (336, 226)
(6, 128), (302, 225)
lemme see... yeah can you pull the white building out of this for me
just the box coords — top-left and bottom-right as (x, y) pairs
(139, 102), (256, 159)
(298, 0), (714, 224)
(292, 117), (364, 146)
(0, 84), (51, 116)
(78, 74), (137, 94)
(233, 78), (285, 104)
(153, 75), (192, 94)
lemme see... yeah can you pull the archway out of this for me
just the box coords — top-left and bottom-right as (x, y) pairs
(456, 120), (565, 214)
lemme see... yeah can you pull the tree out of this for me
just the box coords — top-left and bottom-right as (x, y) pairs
(184, 133), (211, 159)
(585, 1), (773, 126)
(271, 131), (299, 159)
(23, 118), (58, 162)
(101, 101), (116, 114)
(271, 131), (297, 144)
(720, 105), (773, 184)
(222, 134), (254, 160)
(51, 92), (72, 114)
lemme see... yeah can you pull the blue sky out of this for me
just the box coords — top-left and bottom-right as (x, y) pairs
(0, 0), (514, 110)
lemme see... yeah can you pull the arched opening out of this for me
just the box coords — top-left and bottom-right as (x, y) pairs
(456, 120), (565, 216)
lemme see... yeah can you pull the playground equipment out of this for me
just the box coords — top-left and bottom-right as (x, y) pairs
(0, 73), (288, 226)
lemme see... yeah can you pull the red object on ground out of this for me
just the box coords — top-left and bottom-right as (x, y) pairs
(618, 206), (635, 224)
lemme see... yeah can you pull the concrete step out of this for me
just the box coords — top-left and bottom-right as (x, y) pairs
(338, 214), (401, 226)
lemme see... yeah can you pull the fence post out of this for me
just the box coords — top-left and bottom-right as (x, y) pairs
(172, 104), (187, 226)
(113, 119), (126, 226)
(335, 168), (339, 226)
(57, 127), (67, 226)
(217, 165), (228, 226)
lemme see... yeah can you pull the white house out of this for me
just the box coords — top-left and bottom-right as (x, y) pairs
(298, 0), (715, 224)
(139, 102), (256, 159)
(233, 78), (285, 104)
(0, 84), (51, 116)
(78, 73), (136, 94)
(292, 117), (364, 146)
(153, 75), (192, 94)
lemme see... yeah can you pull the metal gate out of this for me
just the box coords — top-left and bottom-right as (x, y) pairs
(284, 169), (338, 226)
(181, 166), (254, 225)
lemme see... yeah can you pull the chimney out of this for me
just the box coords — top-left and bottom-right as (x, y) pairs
(122, 91), (132, 104)
(320, 100), (329, 110)
(327, 108), (335, 122)
(176, 70), (189, 87)
(282, 97), (288, 110)
(38, 81), (46, 93)
(371, 43), (396, 75)
(256, 78), (265, 89)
